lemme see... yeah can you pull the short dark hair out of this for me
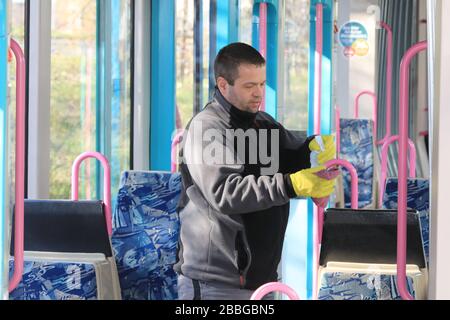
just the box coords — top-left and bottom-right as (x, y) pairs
(214, 42), (266, 85)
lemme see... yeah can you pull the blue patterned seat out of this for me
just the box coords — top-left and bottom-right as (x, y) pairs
(382, 178), (430, 263)
(318, 269), (417, 300)
(112, 171), (181, 300)
(9, 261), (97, 300)
(339, 119), (375, 208)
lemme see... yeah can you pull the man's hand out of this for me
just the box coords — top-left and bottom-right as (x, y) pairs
(309, 135), (336, 165)
(289, 166), (337, 198)
(311, 167), (340, 207)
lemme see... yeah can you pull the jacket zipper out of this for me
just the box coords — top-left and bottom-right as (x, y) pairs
(239, 231), (252, 288)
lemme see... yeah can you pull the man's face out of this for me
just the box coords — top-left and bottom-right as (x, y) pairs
(218, 63), (266, 113)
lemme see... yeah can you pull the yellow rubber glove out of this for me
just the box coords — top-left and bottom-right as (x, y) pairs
(309, 135), (336, 165)
(289, 166), (337, 198)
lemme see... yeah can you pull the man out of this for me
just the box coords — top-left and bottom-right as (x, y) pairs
(174, 42), (336, 300)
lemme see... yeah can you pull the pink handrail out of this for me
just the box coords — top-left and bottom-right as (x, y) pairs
(250, 282), (300, 300)
(171, 130), (185, 173)
(259, 2), (267, 112)
(71, 152), (112, 236)
(335, 106), (341, 156)
(397, 41), (427, 301)
(354, 90), (378, 144)
(378, 22), (393, 145)
(378, 135), (416, 208)
(9, 39), (26, 293)
(314, 159), (358, 299)
(325, 159), (359, 209)
(317, 159), (359, 242)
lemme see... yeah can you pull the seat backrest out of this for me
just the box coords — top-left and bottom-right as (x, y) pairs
(339, 119), (375, 208)
(320, 208), (426, 268)
(11, 200), (111, 256)
(112, 171), (181, 300)
(9, 200), (119, 300)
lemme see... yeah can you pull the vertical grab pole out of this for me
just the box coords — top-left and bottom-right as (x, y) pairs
(8, 39), (26, 293)
(354, 90), (378, 145)
(379, 22), (393, 145)
(312, 2), (323, 300)
(0, 1), (5, 297)
(71, 152), (112, 236)
(259, 2), (267, 112)
(397, 41), (427, 301)
(335, 106), (340, 157)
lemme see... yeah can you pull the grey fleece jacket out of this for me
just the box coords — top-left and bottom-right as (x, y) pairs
(174, 88), (313, 290)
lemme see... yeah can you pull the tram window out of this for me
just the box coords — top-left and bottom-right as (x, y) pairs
(239, 0), (253, 46)
(202, 0), (210, 109)
(176, 0), (194, 129)
(49, 0), (132, 200)
(108, 0), (132, 203)
(176, 0), (211, 129)
(49, 0), (98, 199)
(279, 0), (310, 131)
(7, 0), (26, 208)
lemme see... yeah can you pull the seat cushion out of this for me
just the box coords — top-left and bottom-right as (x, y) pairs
(9, 260), (97, 300)
(318, 271), (415, 300)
